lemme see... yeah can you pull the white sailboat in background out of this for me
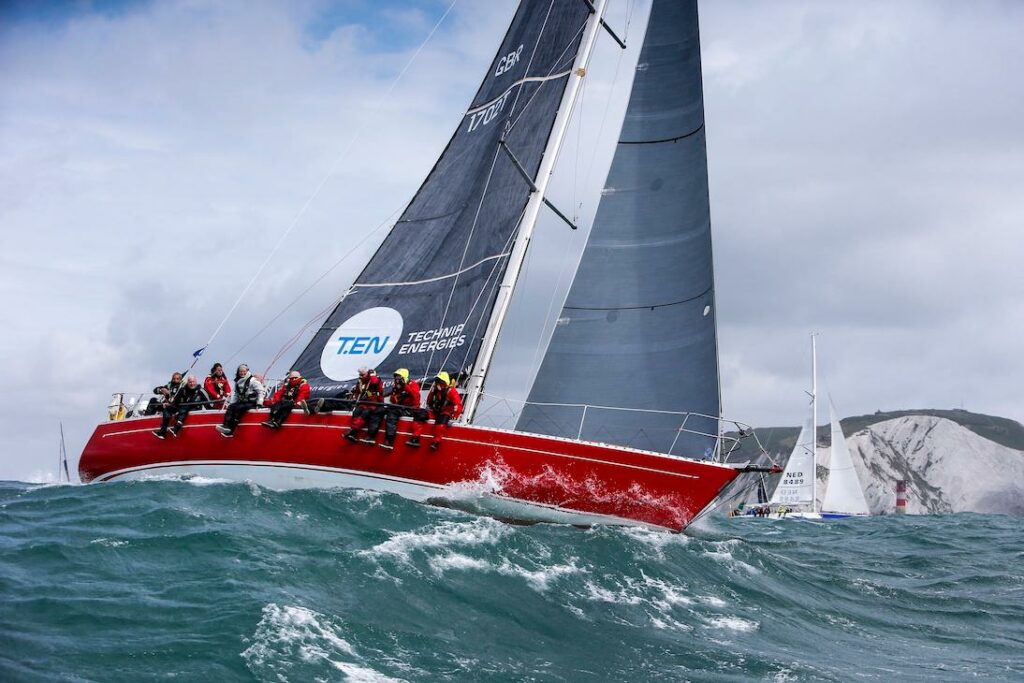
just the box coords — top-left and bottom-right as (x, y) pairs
(819, 400), (871, 518)
(762, 334), (870, 519)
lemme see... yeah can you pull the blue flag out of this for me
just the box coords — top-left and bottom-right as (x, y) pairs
(192, 346), (206, 359)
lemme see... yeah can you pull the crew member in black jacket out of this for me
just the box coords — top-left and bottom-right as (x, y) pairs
(153, 375), (209, 439)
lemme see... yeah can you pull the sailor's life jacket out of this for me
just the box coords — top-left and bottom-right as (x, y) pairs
(234, 373), (266, 405)
(268, 378), (310, 406)
(172, 384), (210, 409)
(389, 379), (421, 408)
(426, 385), (463, 420)
(351, 373), (384, 403)
(154, 378), (183, 397)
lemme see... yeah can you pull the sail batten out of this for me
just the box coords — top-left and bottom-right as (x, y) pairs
(517, 0), (720, 458)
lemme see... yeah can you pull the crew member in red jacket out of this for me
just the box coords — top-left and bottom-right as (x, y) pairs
(410, 371), (462, 450)
(344, 367), (385, 442)
(261, 370), (310, 429)
(367, 368), (422, 451)
(204, 363), (232, 409)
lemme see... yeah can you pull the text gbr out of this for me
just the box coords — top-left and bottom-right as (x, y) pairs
(466, 44), (524, 134)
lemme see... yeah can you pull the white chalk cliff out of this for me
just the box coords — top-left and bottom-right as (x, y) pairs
(833, 415), (1024, 515)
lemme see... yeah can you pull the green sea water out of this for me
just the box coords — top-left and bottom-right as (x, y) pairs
(1, 478), (1021, 681)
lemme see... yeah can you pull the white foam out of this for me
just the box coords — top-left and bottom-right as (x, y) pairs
(772, 668), (799, 682)
(363, 519), (508, 563)
(427, 552), (583, 592)
(649, 614), (694, 632)
(707, 615), (759, 632)
(583, 580), (645, 605)
(347, 488), (385, 509)
(644, 577), (695, 609)
(331, 660), (405, 682)
(428, 553), (492, 573)
(89, 538), (128, 548)
(620, 525), (690, 552)
(243, 603), (396, 679)
(702, 543), (760, 575)
(497, 560), (583, 592)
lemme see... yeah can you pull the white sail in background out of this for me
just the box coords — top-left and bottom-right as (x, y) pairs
(770, 412), (816, 506)
(821, 401), (870, 516)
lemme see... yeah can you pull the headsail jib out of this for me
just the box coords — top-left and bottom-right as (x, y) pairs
(290, 0), (595, 396)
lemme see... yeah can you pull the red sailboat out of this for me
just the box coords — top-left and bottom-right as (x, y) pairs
(80, 0), (770, 532)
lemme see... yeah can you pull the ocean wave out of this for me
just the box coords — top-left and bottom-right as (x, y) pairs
(1, 480), (1022, 681)
(242, 603), (401, 682)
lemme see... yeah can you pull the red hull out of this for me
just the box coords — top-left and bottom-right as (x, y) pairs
(79, 411), (739, 531)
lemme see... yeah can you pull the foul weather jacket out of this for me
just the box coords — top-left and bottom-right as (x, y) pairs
(173, 385), (210, 409)
(349, 374), (384, 403)
(426, 385), (463, 420)
(267, 379), (310, 406)
(204, 375), (232, 401)
(389, 379), (421, 408)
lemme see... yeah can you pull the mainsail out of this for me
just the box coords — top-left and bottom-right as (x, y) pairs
(291, 1), (593, 396)
(517, 0), (720, 457)
(821, 402), (870, 516)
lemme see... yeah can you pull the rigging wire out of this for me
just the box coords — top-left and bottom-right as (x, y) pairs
(227, 202), (406, 365)
(260, 288), (353, 379)
(433, 209), (525, 378)
(189, 0), (459, 368)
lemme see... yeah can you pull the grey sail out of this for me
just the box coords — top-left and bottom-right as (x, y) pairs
(291, 1), (592, 397)
(517, 0), (719, 458)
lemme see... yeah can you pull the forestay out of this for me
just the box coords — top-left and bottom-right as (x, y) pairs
(517, 0), (720, 457)
(821, 402), (871, 516)
(291, 1), (592, 396)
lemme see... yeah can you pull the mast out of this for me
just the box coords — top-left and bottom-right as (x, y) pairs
(463, 0), (610, 421)
(59, 421), (69, 483)
(811, 332), (818, 513)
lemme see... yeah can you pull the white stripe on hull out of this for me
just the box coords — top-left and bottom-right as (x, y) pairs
(100, 460), (667, 530)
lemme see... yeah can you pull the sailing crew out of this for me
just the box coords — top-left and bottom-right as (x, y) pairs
(366, 368), (422, 450)
(144, 371), (184, 416)
(261, 371), (310, 429)
(343, 367), (385, 443)
(153, 376), (209, 439)
(307, 367), (379, 416)
(216, 364), (266, 437)
(204, 362), (232, 409)
(411, 371), (462, 450)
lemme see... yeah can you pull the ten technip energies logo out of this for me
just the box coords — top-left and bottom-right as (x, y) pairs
(320, 307), (403, 381)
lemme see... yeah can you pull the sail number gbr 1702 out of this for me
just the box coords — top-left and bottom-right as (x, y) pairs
(467, 90), (511, 133)
(466, 44), (523, 134)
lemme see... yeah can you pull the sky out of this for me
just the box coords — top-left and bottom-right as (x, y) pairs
(1, 0), (1022, 481)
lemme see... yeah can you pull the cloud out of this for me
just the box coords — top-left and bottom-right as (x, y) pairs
(700, 0), (1024, 427)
